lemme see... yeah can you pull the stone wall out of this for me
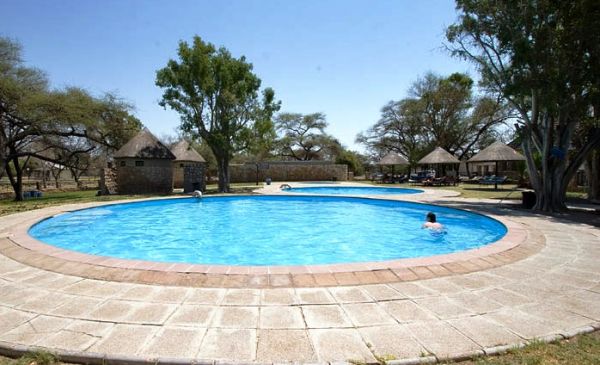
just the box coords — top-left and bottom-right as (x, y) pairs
(182, 163), (205, 193)
(230, 161), (348, 183)
(99, 167), (118, 195)
(115, 158), (173, 194)
(173, 162), (205, 190)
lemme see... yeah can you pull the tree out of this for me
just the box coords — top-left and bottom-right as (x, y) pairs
(357, 73), (508, 170)
(447, 0), (600, 211)
(275, 112), (339, 160)
(335, 149), (368, 176)
(0, 38), (141, 200)
(156, 36), (279, 192)
(356, 99), (429, 169)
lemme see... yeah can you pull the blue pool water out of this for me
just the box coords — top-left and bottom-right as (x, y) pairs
(29, 196), (506, 266)
(287, 186), (422, 195)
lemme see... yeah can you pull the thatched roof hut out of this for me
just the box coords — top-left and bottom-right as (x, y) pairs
(467, 141), (525, 163)
(418, 147), (460, 165)
(171, 140), (205, 163)
(377, 152), (409, 165)
(114, 128), (175, 160)
(468, 141), (526, 189)
(113, 128), (175, 194)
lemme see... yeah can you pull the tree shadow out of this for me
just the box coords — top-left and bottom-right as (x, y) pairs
(429, 198), (600, 228)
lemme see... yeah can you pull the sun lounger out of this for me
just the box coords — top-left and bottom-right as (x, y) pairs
(479, 176), (507, 185)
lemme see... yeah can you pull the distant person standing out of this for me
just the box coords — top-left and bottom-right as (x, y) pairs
(422, 212), (443, 230)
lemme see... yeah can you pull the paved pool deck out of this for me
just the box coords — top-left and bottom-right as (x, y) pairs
(0, 183), (598, 364)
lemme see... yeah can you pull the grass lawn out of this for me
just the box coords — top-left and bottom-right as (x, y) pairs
(0, 183), (263, 217)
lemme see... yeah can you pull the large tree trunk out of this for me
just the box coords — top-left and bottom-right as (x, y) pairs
(586, 149), (600, 202)
(5, 157), (24, 201)
(215, 153), (231, 193)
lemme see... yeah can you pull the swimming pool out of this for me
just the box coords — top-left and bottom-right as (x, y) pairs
(29, 196), (506, 266)
(286, 186), (422, 195)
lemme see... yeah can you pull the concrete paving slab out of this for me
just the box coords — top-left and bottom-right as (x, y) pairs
(328, 287), (372, 303)
(197, 328), (256, 361)
(359, 325), (426, 359)
(448, 316), (522, 348)
(407, 321), (481, 358)
(413, 296), (474, 319)
(261, 288), (297, 305)
(87, 300), (136, 321)
(0, 309), (36, 332)
(36, 329), (99, 351)
(147, 287), (191, 303)
(221, 289), (260, 305)
(447, 291), (503, 314)
(341, 303), (397, 327)
(88, 324), (157, 356)
(259, 306), (305, 329)
(389, 282), (437, 298)
(417, 278), (465, 294)
(361, 284), (406, 301)
(128, 303), (177, 324)
(380, 300), (437, 322)
(49, 296), (104, 317)
(166, 305), (216, 327)
(302, 305), (353, 328)
(17, 292), (75, 313)
(64, 320), (114, 338)
(295, 288), (336, 304)
(309, 329), (376, 363)
(483, 309), (559, 339)
(475, 288), (533, 307)
(185, 288), (226, 304)
(256, 329), (316, 363)
(142, 327), (205, 358)
(212, 306), (259, 328)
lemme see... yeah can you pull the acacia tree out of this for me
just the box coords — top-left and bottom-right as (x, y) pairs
(275, 112), (339, 160)
(447, 0), (600, 211)
(0, 38), (141, 200)
(156, 36), (279, 192)
(357, 73), (508, 169)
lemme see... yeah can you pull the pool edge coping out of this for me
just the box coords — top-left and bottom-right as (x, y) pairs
(0, 194), (543, 288)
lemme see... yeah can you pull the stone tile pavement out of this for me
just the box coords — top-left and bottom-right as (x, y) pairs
(0, 191), (598, 363)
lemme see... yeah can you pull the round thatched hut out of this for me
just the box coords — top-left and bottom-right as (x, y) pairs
(113, 128), (175, 194)
(171, 140), (206, 192)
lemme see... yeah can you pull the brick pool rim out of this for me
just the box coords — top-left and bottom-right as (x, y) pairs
(0, 195), (541, 288)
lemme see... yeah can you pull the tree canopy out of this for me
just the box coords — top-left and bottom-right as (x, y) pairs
(357, 72), (508, 169)
(275, 112), (341, 161)
(0, 37), (141, 200)
(156, 36), (280, 192)
(447, 0), (600, 211)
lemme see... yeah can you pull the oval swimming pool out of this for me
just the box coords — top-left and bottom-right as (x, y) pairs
(286, 186), (422, 195)
(29, 196), (506, 266)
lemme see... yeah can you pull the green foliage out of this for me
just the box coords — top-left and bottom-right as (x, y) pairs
(275, 112), (339, 161)
(156, 36), (279, 192)
(335, 149), (367, 176)
(0, 37), (141, 201)
(447, 0), (600, 211)
(357, 72), (509, 168)
(0, 351), (58, 365)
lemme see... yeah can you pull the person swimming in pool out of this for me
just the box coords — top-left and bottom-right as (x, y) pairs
(422, 212), (444, 230)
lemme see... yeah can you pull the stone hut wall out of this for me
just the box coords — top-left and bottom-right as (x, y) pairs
(115, 158), (173, 194)
(173, 161), (205, 189)
(182, 163), (205, 193)
(230, 161), (348, 183)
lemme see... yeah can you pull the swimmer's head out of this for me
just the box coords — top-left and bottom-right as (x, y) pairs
(426, 212), (437, 223)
